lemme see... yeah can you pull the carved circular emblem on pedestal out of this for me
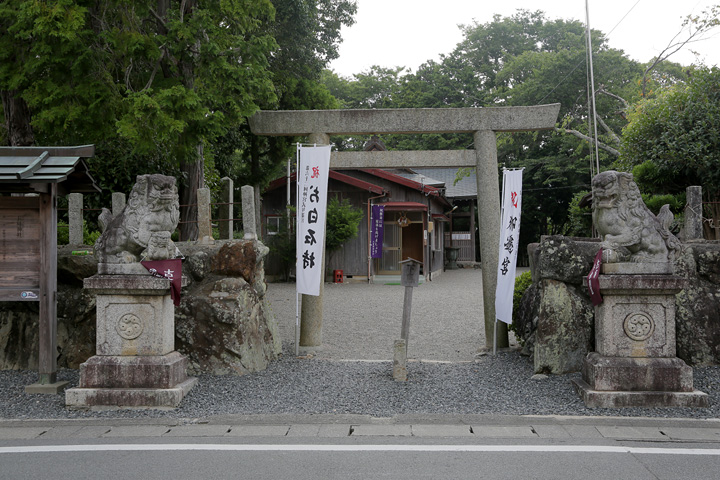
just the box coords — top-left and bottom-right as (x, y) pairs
(623, 313), (654, 341)
(116, 314), (144, 340)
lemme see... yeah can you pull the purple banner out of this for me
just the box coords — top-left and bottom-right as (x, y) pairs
(370, 205), (385, 259)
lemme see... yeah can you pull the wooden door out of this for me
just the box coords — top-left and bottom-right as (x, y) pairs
(402, 223), (423, 264)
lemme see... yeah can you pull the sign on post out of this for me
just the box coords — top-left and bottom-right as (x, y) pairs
(0, 197), (41, 300)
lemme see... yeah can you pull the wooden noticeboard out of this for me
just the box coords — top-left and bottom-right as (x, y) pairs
(0, 196), (41, 301)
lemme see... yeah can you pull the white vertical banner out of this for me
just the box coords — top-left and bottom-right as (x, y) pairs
(296, 144), (331, 296)
(495, 168), (523, 324)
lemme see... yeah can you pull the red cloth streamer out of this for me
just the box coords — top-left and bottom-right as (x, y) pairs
(141, 259), (182, 306)
(587, 249), (603, 306)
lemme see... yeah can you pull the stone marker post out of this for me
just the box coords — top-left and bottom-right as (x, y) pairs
(241, 185), (257, 240)
(299, 132), (329, 352)
(393, 339), (407, 382)
(112, 192), (126, 218)
(685, 186), (703, 240)
(219, 177), (234, 240)
(197, 187), (213, 243)
(68, 192), (83, 246)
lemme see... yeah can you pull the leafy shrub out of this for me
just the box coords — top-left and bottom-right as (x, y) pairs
(325, 197), (363, 253)
(509, 270), (533, 345)
(56, 220), (101, 246)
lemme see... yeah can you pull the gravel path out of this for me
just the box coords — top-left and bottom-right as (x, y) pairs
(267, 267), (496, 362)
(1, 268), (719, 420)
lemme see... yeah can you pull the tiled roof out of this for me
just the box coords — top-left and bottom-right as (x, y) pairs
(399, 168), (477, 199)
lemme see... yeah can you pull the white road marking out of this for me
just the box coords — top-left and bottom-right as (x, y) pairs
(2, 444), (720, 455)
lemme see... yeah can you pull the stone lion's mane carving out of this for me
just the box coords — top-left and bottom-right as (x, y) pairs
(592, 170), (680, 263)
(95, 174), (180, 264)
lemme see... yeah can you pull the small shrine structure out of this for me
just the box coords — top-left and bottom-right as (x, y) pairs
(0, 145), (99, 393)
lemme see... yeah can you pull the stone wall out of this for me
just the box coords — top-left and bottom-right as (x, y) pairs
(0, 241), (281, 375)
(517, 236), (720, 374)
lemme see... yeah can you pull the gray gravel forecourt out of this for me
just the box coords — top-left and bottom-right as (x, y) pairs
(2, 268), (720, 420)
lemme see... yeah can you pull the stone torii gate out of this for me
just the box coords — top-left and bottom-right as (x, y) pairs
(250, 104), (560, 351)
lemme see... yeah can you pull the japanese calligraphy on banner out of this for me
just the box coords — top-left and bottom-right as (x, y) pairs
(370, 205), (385, 259)
(296, 144), (331, 296)
(495, 168), (523, 325)
(141, 259), (182, 306)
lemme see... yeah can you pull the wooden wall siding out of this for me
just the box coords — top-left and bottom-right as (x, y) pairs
(325, 190), (369, 277)
(0, 196), (41, 292)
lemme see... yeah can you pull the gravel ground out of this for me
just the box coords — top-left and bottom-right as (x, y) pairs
(1, 268), (719, 420)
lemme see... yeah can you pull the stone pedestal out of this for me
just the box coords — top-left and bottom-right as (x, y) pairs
(66, 273), (196, 409)
(573, 268), (708, 408)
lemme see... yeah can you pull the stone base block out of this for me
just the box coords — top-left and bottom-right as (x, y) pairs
(78, 351), (190, 389)
(582, 352), (694, 392)
(572, 378), (708, 408)
(25, 381), (70, 395)
(66, 377), (197, 409)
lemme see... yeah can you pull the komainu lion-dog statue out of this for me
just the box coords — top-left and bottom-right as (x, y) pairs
(94, 174), (181, 264)
(592, 170), (681, 264)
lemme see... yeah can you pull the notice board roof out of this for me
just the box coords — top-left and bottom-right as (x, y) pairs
(0, 145), (99, 194)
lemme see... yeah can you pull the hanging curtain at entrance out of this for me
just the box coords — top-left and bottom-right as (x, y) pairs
(296, 144), (331, 296)
(495, 168), (523, 324)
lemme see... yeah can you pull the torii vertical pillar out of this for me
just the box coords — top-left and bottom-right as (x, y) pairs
(474, 130), (507, 348)
(299, 132), (330, 351)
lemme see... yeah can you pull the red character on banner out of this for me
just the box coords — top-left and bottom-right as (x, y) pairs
(311, 166), (320, 179)
(141, 259), (182, 306)
(511, 191), (518, 208)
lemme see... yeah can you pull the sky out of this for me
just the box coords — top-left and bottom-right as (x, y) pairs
(329, 0), (720, 77)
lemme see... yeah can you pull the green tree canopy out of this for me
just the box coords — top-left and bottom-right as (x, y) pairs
(1, 0), (357, 239)
(619, 66), (720, 235)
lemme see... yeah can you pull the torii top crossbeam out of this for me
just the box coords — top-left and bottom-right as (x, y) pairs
(250, 104), (560, 137)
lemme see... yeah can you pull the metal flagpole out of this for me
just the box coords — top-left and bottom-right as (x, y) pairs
(295, 143), (300, 357)
(585, 0), (601, 175)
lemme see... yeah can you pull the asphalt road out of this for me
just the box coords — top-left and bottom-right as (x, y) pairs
(3, 416), (720, 479)
(3, 436), (720, 480)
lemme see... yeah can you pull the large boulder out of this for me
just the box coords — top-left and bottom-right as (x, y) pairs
(175, 241), (281, 375)
(0, 284), (96, 370)
(674, 243), (720, 365)
(533, 279), (594, 374)
(0, 240), (281, 375)
(519, 236), (720, 373)
(530, 235), (599, 285)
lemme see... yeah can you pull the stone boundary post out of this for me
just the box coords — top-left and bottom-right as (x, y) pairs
(219, 177), (234, 240)
(112, 192), (126, 218)
(68, 192), (83, 246)
(197, 187), (213, 241)
(241, 185), (257, 240)
(685, 186), (703, 240)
